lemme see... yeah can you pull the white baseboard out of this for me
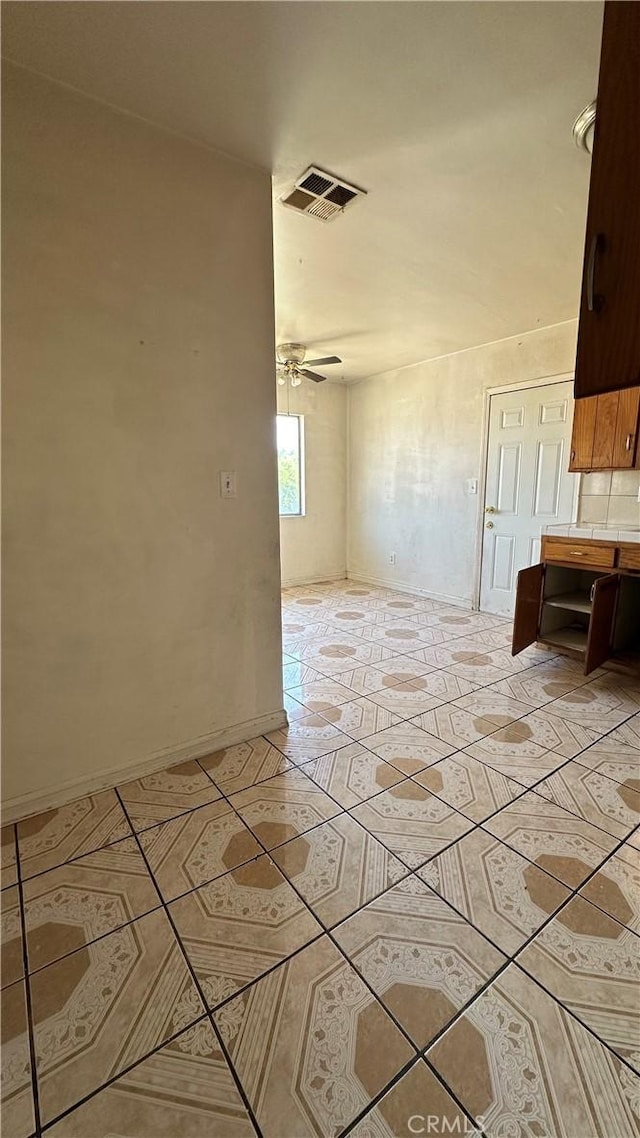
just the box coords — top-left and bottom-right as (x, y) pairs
(346, 570), (472, 609)
(1, 709), (288, 825)
(281, 570), (347, 588)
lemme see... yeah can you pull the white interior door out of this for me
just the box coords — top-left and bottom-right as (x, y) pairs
(479, 381), (577, 617)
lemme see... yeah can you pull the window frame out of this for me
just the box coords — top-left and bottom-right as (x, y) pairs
(276, 412), (305, 518)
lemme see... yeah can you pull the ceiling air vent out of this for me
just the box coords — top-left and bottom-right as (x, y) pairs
(281, 166), (365, 222)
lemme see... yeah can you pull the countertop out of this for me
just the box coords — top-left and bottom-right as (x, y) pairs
(544, 523), (640, 544)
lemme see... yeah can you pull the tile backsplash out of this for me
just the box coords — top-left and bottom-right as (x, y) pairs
(578, 470), (640, 527)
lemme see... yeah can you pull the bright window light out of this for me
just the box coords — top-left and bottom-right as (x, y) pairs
(277, 414), (304, 516)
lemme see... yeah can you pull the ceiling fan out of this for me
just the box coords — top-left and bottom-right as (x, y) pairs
(276, 342), (342, 385)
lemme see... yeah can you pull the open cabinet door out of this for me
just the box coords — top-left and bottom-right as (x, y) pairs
(585, 574), (619, 673)
(512, 563), (544, 655)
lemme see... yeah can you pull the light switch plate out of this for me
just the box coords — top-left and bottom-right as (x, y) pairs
(466, 478), (478, 495)
(219, 471), (237, 498)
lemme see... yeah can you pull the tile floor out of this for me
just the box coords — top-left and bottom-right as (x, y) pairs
(2, 578), (640, 1137)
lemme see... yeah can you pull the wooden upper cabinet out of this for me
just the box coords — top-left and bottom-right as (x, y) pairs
(569, 385), (640, 471)
(613, 387), (640, 468)
(591, 392), (619, 468)
(574, 2), (640, 399)
(569, 397), (597, 470)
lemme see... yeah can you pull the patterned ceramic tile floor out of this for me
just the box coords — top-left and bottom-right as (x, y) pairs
(2, 578), (640, 1138)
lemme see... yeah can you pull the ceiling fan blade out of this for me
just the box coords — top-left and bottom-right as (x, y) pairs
(304, 356), (341, 367)
(300, 369), (326, 383)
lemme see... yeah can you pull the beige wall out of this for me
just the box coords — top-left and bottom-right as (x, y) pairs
(277, 381), (346, 585)
(2, 66), (283, 818)
(347, 322), (579, 605)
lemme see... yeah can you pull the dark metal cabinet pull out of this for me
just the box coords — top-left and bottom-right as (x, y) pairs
(586, 233), (604, 312)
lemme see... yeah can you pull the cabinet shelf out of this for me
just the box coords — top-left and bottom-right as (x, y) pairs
(540, 627), (588, 654)
(544, 592), (592, 614)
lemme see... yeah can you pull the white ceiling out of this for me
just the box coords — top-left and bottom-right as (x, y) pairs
(2, 1), (603, 382)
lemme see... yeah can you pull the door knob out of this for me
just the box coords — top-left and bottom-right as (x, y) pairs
(486, 521), (495, 529)
(485, 506), (496, 514)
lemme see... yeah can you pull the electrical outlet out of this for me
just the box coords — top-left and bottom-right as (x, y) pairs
(389, 552), (396, 566)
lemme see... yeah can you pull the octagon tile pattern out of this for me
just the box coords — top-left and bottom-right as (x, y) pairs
(1, 979), (34, 1138)
(575, 741), (640, 784)
(534, 761), (640, 840)
(45, 1020), (256, 1138)
(410, 705), (500, 749)
(541, 678), (640, 732)
(484, 791), (618, 888)
(229, 768), (341, 850)
(139, 800), (262, 903)
(366, 678), (454, 719)
(580, 845), (640, 933)
(2, 824), (18, 889)
(363, 722), (456, 776)
(198, 736), (292, 795)
(464, 733), (568, 787)
(1, 885), (24, 990)
(350, 781), (474, 869)
(333, 876), (506, 1047)
(316, 695), (402, 739)
(428, 963), (640, 1138)
(213, 936), (414, 1138)
(518, 894), (640, 1068)
(169, 854), (321, 1004)
(301, 742), (406, 808)
(116, 760), (221, 832)
(22, 835), (160, 973)
(16, 790), (131, 880)
(271, 813), (409, 927)
(30, 907), (206, 1126)
(350, 1059), (473, 1138)
(412, 752), (525, 822)
(6, 578), (639, 1136)
(419, 826), (570, 954)
(264, 715), (353, 763)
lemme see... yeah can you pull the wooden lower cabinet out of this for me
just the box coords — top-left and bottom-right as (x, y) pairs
(512, 538), (640, 674)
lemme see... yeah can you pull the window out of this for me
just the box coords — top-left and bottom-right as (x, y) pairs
(277, 413), (304, 516)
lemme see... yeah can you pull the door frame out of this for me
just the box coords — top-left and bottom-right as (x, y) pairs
(471, 372), (579, 612)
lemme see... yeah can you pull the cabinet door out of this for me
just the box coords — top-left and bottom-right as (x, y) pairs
(612, 387), (640, 468)
(585, 573), (618, 673)
(512, 563), (544, 655)
(592, 392), (619, 467)
(574, 2), (640, 398)
(569, 397), (597, 471)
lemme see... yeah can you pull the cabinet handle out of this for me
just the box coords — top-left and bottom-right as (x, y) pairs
(570, 550), (586, 556)
(626, 433), (634, 451)
(586, 232), (604, 313)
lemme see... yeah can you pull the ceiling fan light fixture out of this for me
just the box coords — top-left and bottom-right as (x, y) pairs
(277, 342), (306, 366)
(275, 342), (342, 386)
(572, 100), (596, 154)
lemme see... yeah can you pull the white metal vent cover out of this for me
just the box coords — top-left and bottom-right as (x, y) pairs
(281, 166), (366, 222)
